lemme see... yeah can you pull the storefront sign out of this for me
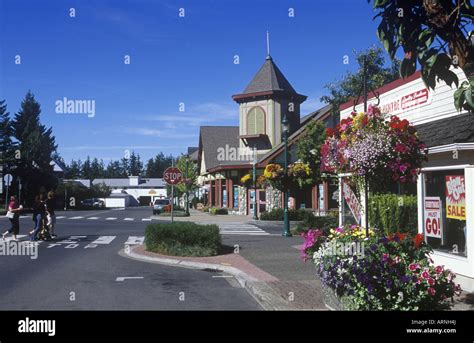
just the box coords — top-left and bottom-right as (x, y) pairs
(445, 175), (466, 220)
(380, 88), (430, 116)
(424, 197), (442, 239)
(342, 180), (361, 224)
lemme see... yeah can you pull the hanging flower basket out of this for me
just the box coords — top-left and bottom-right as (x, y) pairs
(321, 105), (427, 185)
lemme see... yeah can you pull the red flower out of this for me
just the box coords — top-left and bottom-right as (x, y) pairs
(396, 232), (407, 241)
(428, 278), (435, 286)
(435, 266), (444, 274)
(326, 128), (334, 138)
(413, 234), (424, 249)
(428, 287), (436, 296)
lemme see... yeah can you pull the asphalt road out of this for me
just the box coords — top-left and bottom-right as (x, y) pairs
(0, 207), (261, 310)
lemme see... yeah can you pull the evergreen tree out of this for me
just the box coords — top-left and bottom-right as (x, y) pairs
(0, 100), (16, 167)
(66, 159), (82, 179)
(12, 91), (58, 202)
(81, 156), (92, 179)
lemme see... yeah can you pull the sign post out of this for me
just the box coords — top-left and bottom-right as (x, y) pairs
(163, 166), (183, 223)
(4, 173), (13, 211)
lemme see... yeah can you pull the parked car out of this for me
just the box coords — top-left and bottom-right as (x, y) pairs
(81, 198), (105, 208)
(153, 198), (170, 215)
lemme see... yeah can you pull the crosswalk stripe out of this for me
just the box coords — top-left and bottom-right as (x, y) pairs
(124, 236), (145, 245)
(91, 236), (116, 245)
(220, 231), (270, 235)
(105, 217), (117, 220)
(124, 218), (134, 221)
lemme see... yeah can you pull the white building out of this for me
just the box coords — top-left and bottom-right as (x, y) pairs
(92, 176), (167, 206)
(339, 68), (474, 291)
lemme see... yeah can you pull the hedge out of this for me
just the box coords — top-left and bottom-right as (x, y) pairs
(145, 222), (221, 257)
(294, 213), (338, 235)
(260, 208), (309, 221)
(368, 193), (418, 235)
(210, 207), (228, 215)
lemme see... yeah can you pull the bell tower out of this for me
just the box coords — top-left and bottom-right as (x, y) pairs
(232, 37), (306, 153)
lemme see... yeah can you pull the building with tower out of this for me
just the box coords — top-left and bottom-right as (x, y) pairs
(196, 51), (337, 216)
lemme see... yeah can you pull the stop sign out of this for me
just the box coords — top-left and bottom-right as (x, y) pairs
(163, 167), (183, 185)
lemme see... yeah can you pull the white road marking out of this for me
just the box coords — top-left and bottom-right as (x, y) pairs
(124, 218), (134, 221)
(105, 217), (117, 221)
(87, 217), (99, 220)
(116, 276), (144, 282)
(56, 216), (66, 219)
(124, 236), (144, 245)
(217, 223), (270, 236)
(84, 244), (98, 249)
(92, 236), (116, 245)
(2, 235), (28, 242)
(211, 275), (234, 278)
(69, 216), (84, 220)
(141, 218), (152, 221)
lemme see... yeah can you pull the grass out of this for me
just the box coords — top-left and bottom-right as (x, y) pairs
(145, 222), (221, 257)
(158, 210), (190, 217)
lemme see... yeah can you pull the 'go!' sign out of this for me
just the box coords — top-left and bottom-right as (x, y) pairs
(163, 167), (183, 185)
(424, 197), (442, 239)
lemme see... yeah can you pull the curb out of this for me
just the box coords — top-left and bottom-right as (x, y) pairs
(120, 245), (293, 310)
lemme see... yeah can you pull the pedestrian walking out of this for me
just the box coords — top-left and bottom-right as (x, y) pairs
(46, 191), (57, 238)
(29, 195), (46, 241)
(2, 196), (22, 241)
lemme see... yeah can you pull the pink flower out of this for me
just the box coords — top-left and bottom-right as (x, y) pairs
(435, 266), (444, 274)
(428, 287), (436, 296)
(421, 271), (430, 279)
(399, 164), (408, 173)
(408, 263), (419, 271)
(428, 278), (435, 286)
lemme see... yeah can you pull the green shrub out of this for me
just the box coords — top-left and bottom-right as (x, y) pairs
(210, 207), (228, 215)
(158, 210), (190, 217)
(145, 222), (221, 257)
(293, 212), (338, 235)
(259, 208), (309, 221)
(368, 193), (417, 235)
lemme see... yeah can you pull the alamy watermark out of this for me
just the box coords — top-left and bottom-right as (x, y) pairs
(217, 144), (256, 162)
(316, 240), (365, 259)
(0, 241), (38, 260)
(55, 97), (95, 118)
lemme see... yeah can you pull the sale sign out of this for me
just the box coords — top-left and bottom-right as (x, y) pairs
(424, 197), (442, 239)
(445, 175), (466, 220)
(342, 179), (361, 224)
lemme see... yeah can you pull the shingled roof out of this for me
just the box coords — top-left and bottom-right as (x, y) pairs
(232, 56), (306, 102)
(416, 113), (474, 148)
(199, 126), (242, 172)
(243, 56), (297, 94)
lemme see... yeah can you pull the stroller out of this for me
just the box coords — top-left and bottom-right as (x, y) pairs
(31, 214), (52, 241)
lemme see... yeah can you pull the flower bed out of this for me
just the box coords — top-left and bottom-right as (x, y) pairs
(301, 225), (462, 310)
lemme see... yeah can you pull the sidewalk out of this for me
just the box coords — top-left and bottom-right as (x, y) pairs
(128, 209), (327, 310)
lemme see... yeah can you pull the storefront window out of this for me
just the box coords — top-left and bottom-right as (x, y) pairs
(423, 169), (467, 257)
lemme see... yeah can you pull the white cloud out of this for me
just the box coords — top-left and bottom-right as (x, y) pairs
(123, 127), (197, 139)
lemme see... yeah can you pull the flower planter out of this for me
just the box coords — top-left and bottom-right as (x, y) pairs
(320, 282), (345, 311)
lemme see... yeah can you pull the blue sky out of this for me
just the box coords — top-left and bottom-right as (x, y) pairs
(1, 0), (388, 164)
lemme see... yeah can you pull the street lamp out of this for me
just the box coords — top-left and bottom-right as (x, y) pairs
(252, 146), (258, 220)
(282, 115), (292, 237)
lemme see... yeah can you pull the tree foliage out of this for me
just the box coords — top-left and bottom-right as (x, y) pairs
(321, 46), (400, 107)
(370, 0), (474, 110)
(296, 120), (327, 185)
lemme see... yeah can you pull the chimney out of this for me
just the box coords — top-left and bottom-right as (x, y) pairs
(129, 175), (141, 186)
